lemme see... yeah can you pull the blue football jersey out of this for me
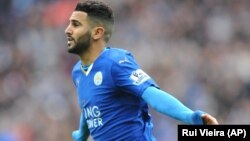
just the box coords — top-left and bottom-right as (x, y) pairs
(72, 47), (158, 141)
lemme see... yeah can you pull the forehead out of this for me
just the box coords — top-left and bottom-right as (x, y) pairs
(69, 11), (88, 22)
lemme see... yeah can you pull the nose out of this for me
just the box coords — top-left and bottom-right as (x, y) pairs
(65, 25), (72, 35)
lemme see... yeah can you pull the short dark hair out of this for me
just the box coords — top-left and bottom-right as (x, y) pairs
(75, 0), (114, 42)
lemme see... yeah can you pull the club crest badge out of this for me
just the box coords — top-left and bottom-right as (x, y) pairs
(94, 71), (103, 86)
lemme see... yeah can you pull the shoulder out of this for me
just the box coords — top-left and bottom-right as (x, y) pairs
(104, 47), (135, 64)
(72, 60), (82, 79)
(106, 47), (130, 54)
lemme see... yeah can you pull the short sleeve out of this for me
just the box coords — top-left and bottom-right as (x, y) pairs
(111, 52), (159, 97)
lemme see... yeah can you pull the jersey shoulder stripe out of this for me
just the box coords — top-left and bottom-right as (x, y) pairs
(104, 47), (134, 64)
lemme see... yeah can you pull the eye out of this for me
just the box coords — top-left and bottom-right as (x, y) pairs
(71, 21), (81, 27)
(72, 22), (79, 27)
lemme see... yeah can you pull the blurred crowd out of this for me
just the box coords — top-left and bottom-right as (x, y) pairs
(0, 0), (250, 141)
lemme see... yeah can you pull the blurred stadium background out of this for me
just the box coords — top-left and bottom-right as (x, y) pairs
(0, 0), (250, 141)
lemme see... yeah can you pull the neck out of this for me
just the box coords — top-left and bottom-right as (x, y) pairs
(79, 41), (105, 66)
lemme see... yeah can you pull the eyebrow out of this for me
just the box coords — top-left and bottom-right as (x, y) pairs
(70, 19), (81, 24)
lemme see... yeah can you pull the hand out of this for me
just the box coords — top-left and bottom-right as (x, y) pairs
(202, 114), (219, 125)
(72, 130), (85, 141)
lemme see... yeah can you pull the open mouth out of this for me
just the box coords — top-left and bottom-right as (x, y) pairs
(67, 36), (74, 41)
(67, 37), (74, 47)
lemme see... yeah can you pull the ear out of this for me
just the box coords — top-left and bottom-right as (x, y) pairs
(92, 27), (105, 40)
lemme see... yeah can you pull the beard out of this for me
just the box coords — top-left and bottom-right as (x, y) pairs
(67, 31), (92, 55)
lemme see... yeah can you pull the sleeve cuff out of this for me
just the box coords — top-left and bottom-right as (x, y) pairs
(191, 110), (205, 125)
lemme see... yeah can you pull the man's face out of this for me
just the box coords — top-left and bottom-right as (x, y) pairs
(65, 11), (92, 54)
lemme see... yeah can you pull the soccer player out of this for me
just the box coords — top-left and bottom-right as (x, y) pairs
(65, 1), (218, 141)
